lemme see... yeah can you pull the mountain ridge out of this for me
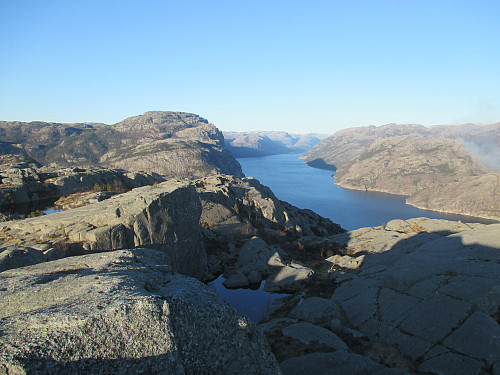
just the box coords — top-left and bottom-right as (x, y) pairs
(0, 111), (243, 178)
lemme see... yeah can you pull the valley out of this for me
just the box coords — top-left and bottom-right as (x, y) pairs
(1, 112), (499, 375)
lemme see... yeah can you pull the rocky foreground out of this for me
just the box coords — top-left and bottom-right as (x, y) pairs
(1, 173), (499, 374)
(0, 249), (281, 374)
(260, 217), (500, 375)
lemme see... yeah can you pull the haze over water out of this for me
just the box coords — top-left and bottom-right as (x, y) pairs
(238, 154), (495, 230)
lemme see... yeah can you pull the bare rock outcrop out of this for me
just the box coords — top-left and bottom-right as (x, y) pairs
(1, 174), (344, 281)
(325, 219), (500, 374)
(258, 218), (499, 375)
(0, 180), (207, 278)
(0, 248), (281, 374)
(196, 174), (342, 242)
(0, 162), (164, 212)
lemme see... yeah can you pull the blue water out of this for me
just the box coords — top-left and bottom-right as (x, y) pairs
(208, 276), (289, 322)
(238, 154), (495, 230)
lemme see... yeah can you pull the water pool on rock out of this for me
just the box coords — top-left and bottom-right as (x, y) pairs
(208, 275), (289, 322)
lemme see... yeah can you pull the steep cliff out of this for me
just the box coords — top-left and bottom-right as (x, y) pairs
(0, 111), (243, 178)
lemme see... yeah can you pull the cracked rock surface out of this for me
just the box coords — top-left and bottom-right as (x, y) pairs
(327, 218), (500, 375)
(0, 248), (281, 374)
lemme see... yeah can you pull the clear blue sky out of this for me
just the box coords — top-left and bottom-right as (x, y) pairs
(1, 0), (499, 134)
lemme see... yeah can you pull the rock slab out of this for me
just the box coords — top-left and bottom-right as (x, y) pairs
(0, 248), (281, 374)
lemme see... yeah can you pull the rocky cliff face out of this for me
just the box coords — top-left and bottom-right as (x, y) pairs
(1, 180), (207, 278)
(224, 131), (327, 157)
(0, 174), (343, 279)
(0, 111), (243, 178)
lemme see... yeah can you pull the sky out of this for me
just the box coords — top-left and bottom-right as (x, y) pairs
(1, 0), (499, 134)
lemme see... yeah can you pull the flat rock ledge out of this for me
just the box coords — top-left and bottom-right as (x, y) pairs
(0, 248), (281, 375)
(326, 218), (500, 375)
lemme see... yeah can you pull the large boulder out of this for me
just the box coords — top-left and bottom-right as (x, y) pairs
(1, 180), (207, 278)
(0, 244), (47, 272)
(0, 248), (281, 374)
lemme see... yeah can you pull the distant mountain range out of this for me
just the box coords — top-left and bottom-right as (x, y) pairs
(301, 122), (500, 220)
(0, 111), (243, 178)
(223, 131), (328, 157)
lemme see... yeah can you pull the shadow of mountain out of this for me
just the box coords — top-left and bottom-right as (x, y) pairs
(305, 158), (337, 171)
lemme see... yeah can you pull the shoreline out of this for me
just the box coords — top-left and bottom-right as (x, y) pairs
(334, 180), (500, 224)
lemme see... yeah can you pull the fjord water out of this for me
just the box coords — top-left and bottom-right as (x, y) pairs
(238, 154), (492, 230)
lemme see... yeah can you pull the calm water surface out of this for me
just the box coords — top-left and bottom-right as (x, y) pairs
(208, 276), (289, 322)
(238, 154), (494, 230)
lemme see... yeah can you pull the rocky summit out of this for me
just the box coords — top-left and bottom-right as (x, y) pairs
(0, 111), (243, 178)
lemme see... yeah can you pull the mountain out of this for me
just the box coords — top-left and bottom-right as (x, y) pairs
(223, 131), (328, 157)
(301, 122), (500, 171)
(300, 123), (500, 220)
(300, 124), (430, 170)
(0, 111), (243, 178)
(334, 136), (490, 196)
(336, 136), (499, 220)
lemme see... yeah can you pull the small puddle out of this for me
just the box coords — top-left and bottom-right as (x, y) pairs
(43, 207), (63, 215)
(208, 275), (289, 322)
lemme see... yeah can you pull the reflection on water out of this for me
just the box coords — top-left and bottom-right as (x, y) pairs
(3, 199), (61, 218)
(208, 275), (288, 322)
(43, 207), (63, 215)
(238, 154), (497, 230)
